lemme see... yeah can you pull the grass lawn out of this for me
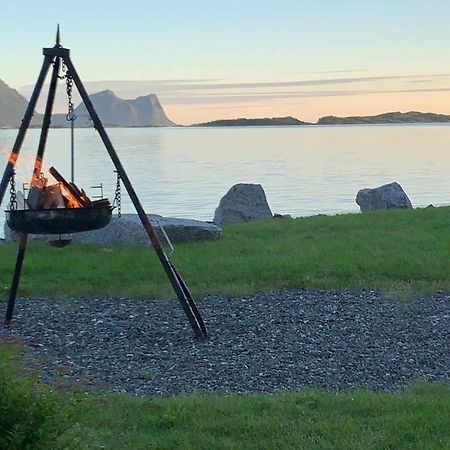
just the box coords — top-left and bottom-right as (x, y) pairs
(79, 384), (450, 450)
(1, 206), (450, 299)
(1, 209), (450, 449)
(2, 344), (449, 450)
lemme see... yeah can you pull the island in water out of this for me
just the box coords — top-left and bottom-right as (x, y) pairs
(317, 111), (450, 125)
(192, 116), (310, 127)
(195, 112), (450, 127)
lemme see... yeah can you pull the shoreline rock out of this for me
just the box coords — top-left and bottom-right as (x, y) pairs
(213, 183), (273, 225)
(356, 182), (412, 212)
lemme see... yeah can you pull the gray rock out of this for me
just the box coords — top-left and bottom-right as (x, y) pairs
(273, 213), (293, 219)
(355, 182), (412, 212)
(4, 213), (222, 246)
(213, 183), (273, 225)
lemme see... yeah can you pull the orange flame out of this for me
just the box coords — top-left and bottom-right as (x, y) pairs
(60, 183), (83, 208)
(8, 152), (18, 166)
(1, 148), (44, 186)
(0, 147), (18, 166)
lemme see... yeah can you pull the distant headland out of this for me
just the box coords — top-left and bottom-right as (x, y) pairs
(0, 78), (175, 128)
(317, 111), (450, 125)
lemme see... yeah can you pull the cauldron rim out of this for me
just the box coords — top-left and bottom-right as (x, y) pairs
(5, 204), (113, 234)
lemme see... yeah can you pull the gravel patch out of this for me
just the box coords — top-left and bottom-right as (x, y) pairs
(1, 289), (449, 395)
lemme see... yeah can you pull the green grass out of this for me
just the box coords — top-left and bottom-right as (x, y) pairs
(1, 347), (449, 450)
(2, 206), (450, 299)
(0, 343), (83, 449)
(78, 384), (450, 450)
(0, 345), (450, 450)
(2, 208), (450, 449)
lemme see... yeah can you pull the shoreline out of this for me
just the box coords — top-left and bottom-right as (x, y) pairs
(3, 121), (450, 130)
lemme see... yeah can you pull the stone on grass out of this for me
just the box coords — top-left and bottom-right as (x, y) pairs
(355, 182), (412, 213)
(273, 213), (293, 219)
(213, 183), (272, 225)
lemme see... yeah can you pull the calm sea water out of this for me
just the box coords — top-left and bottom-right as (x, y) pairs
(1, 124), (450, 237)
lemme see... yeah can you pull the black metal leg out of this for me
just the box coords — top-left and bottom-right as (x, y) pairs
(5, 234), (28, 325)
(0, 56), (53, 207)
(32, 57), (60, 181)
(168, 261), (207, 337)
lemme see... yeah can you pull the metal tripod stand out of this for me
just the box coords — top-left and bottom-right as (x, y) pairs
(0, 27), (207, 340)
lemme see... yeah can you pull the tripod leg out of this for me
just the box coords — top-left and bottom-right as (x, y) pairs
(32, 56), (60, 181)
(168, 260), (207, 337)
(5, 234), (28, 325)
(0, 55), (53, 207)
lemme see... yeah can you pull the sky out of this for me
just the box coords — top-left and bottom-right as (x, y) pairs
(2, 0), (450, 124)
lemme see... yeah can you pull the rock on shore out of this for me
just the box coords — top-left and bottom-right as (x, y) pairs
(213, 183), (273, 225)
(356, 182), (412, 212)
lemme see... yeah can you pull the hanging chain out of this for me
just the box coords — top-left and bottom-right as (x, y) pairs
(9, 170), (17, 210)
(113, 170), (122, 218)
(65, 68), (77, 123)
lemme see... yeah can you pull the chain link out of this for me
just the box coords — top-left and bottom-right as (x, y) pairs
(9, 170), (17, 210)
(113, 170), (122, 218)
(65, 70), (77, 122)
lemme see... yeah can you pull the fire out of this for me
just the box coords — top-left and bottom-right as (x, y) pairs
(0, 147), (18, 166)
(26, 168), (86, 210)
(60, 183), (83, 208)
(1, 147), (44, 187)
(8, 152), (18, 166)
(2, 152), (89, 210)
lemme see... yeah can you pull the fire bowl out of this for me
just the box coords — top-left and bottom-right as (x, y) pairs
(5, 205), (113, 235)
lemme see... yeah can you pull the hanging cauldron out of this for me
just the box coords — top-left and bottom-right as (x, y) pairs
(6, 166), (113, 235)
(6, 203), (112, 235)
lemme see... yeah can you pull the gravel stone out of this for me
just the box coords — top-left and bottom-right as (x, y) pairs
(1, 289), (449, 396)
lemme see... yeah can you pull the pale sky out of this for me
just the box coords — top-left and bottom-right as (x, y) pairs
(2, 0), (450, 124)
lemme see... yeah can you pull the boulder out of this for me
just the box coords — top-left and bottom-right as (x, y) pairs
(355, 182), (412, 212)
(3, 213), (222, 246)
(273, 213), (293, 219)
(213, 183), (273, 225)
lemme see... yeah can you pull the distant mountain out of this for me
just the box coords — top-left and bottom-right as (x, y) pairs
(193, 116), (310, 127)
(52, 90), (176, 127)
(317, 111), (450, 125)
(0, 78), (42, 128)
(4, 76), (450, 129)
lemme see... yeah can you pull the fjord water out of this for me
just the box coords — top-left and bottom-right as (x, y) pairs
(1, 124), (450, 236)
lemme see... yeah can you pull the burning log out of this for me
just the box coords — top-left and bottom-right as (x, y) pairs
(49, 167), (91, 207)
(27, 176), (46, 209)
(42, 183), (65, 209)
(24, 166), (95, 210)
